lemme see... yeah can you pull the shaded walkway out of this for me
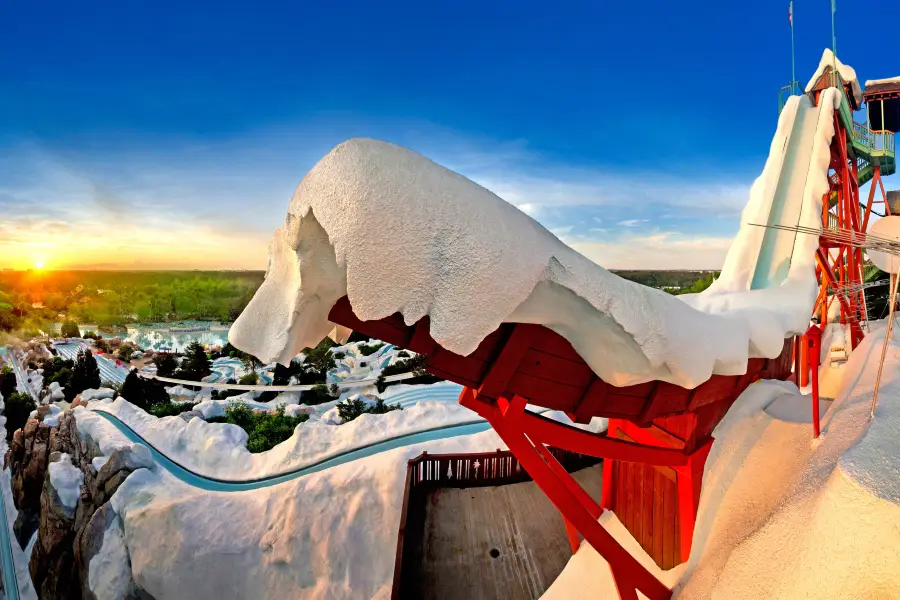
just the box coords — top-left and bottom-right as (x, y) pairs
(400, 464), (603, 600)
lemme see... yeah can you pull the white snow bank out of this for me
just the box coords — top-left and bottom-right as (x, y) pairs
(85, 390), (484, 479)
(82, 388), (116, 402)
(48, 381), (65, 401)
(544, 320), (900, 600)
(805, 48), (863, 105)
(229, 137), (823, 389)
(166, 385), (197, 399)
(43, 404), (63, 426)
(542, 511), (685, 599)
(48, 453), (84, 514)
(88, 512), (132, 600)
(75, 405), (507, 600)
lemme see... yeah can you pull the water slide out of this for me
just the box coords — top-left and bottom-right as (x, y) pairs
(90, 409), (492, 491)
(749, 94), (829, 290)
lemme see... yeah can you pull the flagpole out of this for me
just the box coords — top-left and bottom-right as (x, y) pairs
(832, 0), (837, 88)
(790, 1), (796, 92)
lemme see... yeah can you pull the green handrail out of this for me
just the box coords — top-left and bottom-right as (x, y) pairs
(777, 81), (802, 115)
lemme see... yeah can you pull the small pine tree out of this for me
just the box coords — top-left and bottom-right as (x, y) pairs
(119, 370), (149, 411)
(66, 348), (102, 400)
(177, 341), (211, 381)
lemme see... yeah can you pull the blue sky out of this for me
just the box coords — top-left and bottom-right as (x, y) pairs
(2, 0), (899, 269)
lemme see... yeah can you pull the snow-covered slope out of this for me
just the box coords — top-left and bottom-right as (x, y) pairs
(82, 392), (483, 479)
(542, 321), (900, 600)
(75, 406), (508, 600)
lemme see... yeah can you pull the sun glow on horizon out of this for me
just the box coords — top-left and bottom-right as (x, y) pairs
(34, 257), (46, 270)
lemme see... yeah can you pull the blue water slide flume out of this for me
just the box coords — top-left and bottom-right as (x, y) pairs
(92, 410), (492, 492)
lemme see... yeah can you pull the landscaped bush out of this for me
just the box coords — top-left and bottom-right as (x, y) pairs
(119, 370), (170, 412)
(152, 353), (178, 377)
(61, 319), (80, 339)
(336, 396), (402, 424)
(0, 366), (17, 400)
(207, 403), (308, 453)
(117, 345), (135, 362)
(301, 383), (340, 405)
(150, 400), (196, 418)
(356, 342), (384, 357)
(376, 353), (442, 392)
(238, 372), (258, 385)
(5, 392), (36, 441)
(39, 356), (74, 388)
(381, 354), (427, 378)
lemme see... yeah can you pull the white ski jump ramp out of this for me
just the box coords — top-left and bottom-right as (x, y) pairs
(750, 94), (831, 290)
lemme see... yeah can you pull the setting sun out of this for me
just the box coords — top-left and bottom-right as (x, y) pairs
(34, 257), (45, 270)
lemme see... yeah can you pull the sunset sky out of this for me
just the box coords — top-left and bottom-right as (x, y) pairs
(3, 0), (900, 271)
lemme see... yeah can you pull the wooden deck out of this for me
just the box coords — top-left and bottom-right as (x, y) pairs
(399, 465), (603, 600)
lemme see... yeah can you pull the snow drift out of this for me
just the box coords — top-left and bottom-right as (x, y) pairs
(542, 322), (900, 600)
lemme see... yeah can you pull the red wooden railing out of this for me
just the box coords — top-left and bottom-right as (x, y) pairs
(390, 447), (600, 599)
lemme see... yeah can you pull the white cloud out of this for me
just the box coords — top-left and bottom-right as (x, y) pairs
(0, 123), (754, 270)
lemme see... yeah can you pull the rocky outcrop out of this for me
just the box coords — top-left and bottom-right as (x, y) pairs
(8, 419), (52, 547)
(6, 412), (155, 600)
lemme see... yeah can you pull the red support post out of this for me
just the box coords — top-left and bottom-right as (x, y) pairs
(805, 325), (823, 438)
(799, 331), (809, 388)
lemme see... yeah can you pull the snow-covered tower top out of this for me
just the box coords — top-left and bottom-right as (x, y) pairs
(804, 48), (862, 110)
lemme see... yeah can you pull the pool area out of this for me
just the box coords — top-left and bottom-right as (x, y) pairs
(116, 322), (231, 353)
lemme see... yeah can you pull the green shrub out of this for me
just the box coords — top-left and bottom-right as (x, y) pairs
(5, 392), (36, 442)
(117, 346), (135, 362)
(207, 403), (307, 453)
(61, 320), (80, 338)
(119, 370), (170, 412)
(152, 353), (178, 378)
(381, 354), (427, 377)
(215, 388), (245, 401)
(0, 366), (17, 400)
(302, 383), (339, 405)
(336, 396), (402, 424)
(150, 400), (196, 418)
(356, 342), (384, 357)
(238, 372), (258, 385)
(39, 356), (74, 388)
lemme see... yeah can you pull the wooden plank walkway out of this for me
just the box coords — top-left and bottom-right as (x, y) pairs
(403, 464), (603, 600)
